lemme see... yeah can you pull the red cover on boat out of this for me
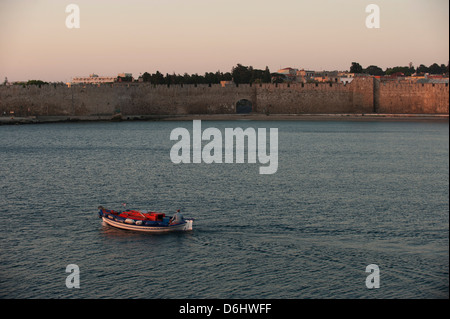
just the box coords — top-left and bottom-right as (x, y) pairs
(119, 211), (165, 221)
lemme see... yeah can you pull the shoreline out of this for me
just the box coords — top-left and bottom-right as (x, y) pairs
(0, 113), (448, 125)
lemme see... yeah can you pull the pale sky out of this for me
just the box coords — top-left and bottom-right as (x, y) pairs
(0, 0), (448, 82)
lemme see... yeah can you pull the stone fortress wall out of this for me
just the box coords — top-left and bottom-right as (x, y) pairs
(0, 78), (448, 117)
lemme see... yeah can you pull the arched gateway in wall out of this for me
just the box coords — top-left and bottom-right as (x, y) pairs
(236, 99), (252, 113)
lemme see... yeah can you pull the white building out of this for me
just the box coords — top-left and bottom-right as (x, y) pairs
(277, 67), (298, 82)
(277, 67), (298, 76)
(71, 73), (116, 85)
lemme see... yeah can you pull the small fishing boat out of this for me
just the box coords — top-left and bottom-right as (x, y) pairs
(98, 206), (193, 232)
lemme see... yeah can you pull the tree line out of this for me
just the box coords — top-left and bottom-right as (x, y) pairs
(350, 62), (449, 76)
(6, 61), (449, 86)
(131, 64), (272, 85)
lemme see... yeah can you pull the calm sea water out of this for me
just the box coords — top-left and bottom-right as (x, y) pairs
(0, 120), (448, 299)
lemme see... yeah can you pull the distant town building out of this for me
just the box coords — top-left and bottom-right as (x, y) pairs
(277, 67), (298, 76)
(277, 67), (298, 82)
(411, 74), (449, 84)
(117, 73), (133, 78)
(296, 69), (315, 83)
(339, 72), (355, 84)
(313, 71), (340, 83)
(273, 67), (367, 84)
(275, 67), (358, 84)
(71, 73), (116, 85)
(116, 73), (134, 83)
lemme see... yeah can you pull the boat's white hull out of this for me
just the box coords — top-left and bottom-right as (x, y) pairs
(102, 216), (193, 232)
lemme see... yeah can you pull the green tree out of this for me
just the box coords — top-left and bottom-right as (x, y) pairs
(262, 66), (271, 83)
(428, 63), (445, 74)
(151, 71), (165, 85)
(222, 72), (232, 81)
(416, 64), (429, 74)
(350, 62), (363, 74)
(26, 80), (48, 85)
(231, 64), (270, 84)
(141, 72), (151, 82)
(408, 62), (415, 75)
(385, 66), (414, 76)
(232, 64), (252, 84)
(364, 65), (384, 76)
(204, 72), (218, 84)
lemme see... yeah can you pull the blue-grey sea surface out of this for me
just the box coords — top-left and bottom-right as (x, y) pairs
(0, 120), (448, 298)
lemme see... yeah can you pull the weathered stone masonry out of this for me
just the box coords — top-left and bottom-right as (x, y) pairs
(0, 78), (448, 117)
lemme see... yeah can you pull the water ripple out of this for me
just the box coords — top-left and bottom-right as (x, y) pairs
(0, 121), (448, 299)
